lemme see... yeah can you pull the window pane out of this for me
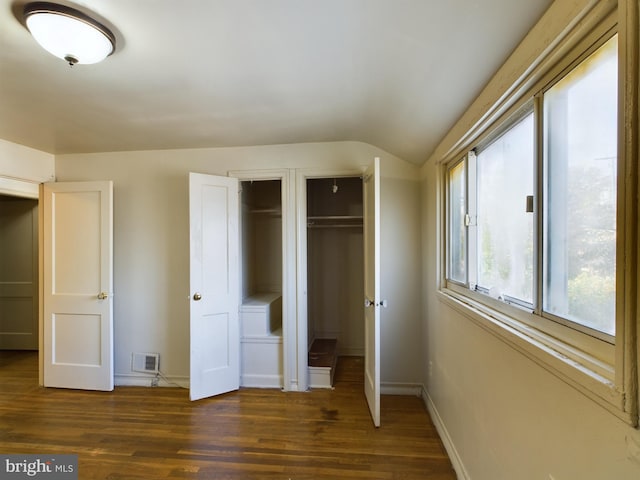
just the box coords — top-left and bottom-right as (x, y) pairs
(543, 35), (617, 336)
(448, 161), (466, 283)
(476, 113), (534, 304)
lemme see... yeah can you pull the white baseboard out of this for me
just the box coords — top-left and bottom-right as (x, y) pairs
(381, 382), (423, 396)
(421, 386), (468, 480)
(118, 372), (286, 390)
(241, 373), (283, 388)
(285, 379), (300, 392)
(308, 366), (333, 389)
(115, 373), (189, 389)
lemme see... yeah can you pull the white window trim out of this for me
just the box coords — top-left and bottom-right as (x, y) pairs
(437, 1), (638, 425)
(445, 282), (615, 375)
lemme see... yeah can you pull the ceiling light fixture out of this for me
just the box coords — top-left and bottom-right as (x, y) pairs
(23, 2), (115, 66)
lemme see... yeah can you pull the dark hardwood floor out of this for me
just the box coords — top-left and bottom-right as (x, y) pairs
(0, 351), (456, 479)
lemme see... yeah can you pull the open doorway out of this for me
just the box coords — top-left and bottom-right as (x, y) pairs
(305, 177), (364, 388)
(0, 194), (39, 379)
(0, 194), (39, 350)
(239, 179), (284, 388)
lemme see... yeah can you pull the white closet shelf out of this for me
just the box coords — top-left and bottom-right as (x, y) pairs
(307, 215), (363, 228)
(250, 208), (281, 216)
(241, 293), (282, 336)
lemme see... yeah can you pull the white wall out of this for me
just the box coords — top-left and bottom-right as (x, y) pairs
(420, 0), (640, 478)
(54, 141), (423, 389)
(380, 157), (423, 389)
(422, 160), (640, 479)
(0, 139), (54, 198)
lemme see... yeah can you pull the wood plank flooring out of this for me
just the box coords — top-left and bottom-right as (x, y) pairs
(0, 351), (456, 479)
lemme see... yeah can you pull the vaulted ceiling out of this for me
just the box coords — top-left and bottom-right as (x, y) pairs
(0, 0), (552, 164)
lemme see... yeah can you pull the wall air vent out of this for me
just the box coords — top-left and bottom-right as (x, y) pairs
(131, 352), (159, 373)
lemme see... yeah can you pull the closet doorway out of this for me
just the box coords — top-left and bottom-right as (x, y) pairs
(231, 170), (294, 390)
(304, 176), (364, 389)
(0, 181), (40, 386)
(0, 194), (39, 352)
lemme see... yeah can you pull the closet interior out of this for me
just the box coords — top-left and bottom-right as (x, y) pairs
(239, 180), (283, 388)
(306, 177), (364, 387)
(0, 195), (39, 351)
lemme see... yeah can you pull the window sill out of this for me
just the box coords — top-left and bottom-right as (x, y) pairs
(437, 288), (632, 425)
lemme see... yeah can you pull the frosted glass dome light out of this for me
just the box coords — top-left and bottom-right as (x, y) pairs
(24, 2), (115, 66)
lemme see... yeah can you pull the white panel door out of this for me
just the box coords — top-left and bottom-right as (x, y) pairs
(363, 157), (381, 427)
(189, 172), (240, 401)
(43, 181), (113, 391)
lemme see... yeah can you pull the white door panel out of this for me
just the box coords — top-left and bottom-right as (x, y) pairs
(43, 181), (113, 391)
(189, 172), (240, 401)
(363, 157), (381, 427)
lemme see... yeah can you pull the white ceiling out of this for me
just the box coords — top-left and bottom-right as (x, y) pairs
(0, 0), (552, 164)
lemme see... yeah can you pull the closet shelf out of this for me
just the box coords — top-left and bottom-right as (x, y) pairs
(307, 215), (363, 228)
(250, 208), (281, 216)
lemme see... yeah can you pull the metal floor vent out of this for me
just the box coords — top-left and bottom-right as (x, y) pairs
(132, 352), (160, 374)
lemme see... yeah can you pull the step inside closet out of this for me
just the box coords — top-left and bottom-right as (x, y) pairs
(239, 180), (283, 388)
(306, 177), (364, 387)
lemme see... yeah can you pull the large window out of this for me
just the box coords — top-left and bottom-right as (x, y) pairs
(476, 113), (535, 306)
(446, 33), (618, 340)
(543, 35), (618, 337)
(447, 160), (466, 284)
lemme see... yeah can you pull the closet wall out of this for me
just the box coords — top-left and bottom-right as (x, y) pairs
(307, 177), (363, 356)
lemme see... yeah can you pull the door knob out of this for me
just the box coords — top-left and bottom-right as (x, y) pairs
(97, 292), (109, 300)
(365, 298), (387, 308)
(193, 292), (202, 301)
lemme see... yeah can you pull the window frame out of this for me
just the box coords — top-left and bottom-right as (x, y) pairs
(438, 3), (638, 425)
(445, 157), (468, 287)
(538, 34), (619, 343)
(472, 107), (535, 308)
